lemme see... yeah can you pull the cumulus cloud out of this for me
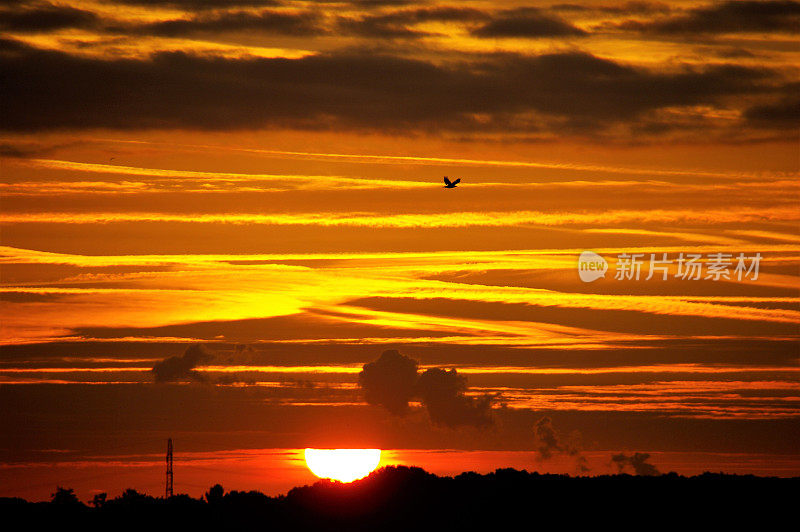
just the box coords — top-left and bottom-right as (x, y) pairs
(151, 343), (213, 383)
(359, 350), (494, 427)
(612, 452), (660, 476)
(358, 349), (419, 415)
(415, 368), (493, 428)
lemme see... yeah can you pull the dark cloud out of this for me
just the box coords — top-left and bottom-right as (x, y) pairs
(101, 0), (413, 8)
(533, 417), (589, 473)
(0, 2), (467, 39)
(103, 0), (283, 8)
(151, 343), (214, 382)
(611, 1), (800, 34)
(350, 0), (422, 5)
(358, 349), (419, 415)
(131, 9), (326, 37)
(398, 6), (488, 22)
(550, 2), (673, 15)
(0, 38), (781, 140)
(0, 140), (68, 158)
(744, 86), (800, 130)
(359, 350), (494, 427)
(471, 7), (587, 38)
(304, 0), (421, 5)
(0, 136), (85, 158)
(706, 46), (758, 59)
(415, 368), (493, 428)
(0, 2), (98, 32)
(612, 452), (661, 476)
(0, 142), (35, 158)
(356, 6), (488, 24)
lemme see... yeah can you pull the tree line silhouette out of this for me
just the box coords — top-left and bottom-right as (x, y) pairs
(2, 466), (796, 530)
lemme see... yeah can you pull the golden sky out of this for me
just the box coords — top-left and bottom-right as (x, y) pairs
(0, 0), (799, 499)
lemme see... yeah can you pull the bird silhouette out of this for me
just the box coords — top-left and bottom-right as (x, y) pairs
(443, 176), (460, 188)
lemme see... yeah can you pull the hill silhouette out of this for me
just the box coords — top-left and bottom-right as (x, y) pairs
(2, 466), (796, 530)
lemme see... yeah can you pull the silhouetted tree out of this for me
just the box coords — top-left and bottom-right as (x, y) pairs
(205, 484), (224, 505)
(2, 467), (796, 530)
(90, 492), (107, 508)
(50, 487), (81, 506)
(116, 488), (153, 505)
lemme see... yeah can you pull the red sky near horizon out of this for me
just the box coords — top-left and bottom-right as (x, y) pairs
(0, 0), (798, 501)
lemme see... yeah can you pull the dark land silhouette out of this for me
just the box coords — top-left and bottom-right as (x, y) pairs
(2, 466), (796, 530)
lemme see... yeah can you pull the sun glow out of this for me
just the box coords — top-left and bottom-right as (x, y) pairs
(304, 449), (382, 483)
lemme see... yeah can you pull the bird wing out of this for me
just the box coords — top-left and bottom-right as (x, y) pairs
(443, 176), (452, 186)
(452, 178), (461, 185)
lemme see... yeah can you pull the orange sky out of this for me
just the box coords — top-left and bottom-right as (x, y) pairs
(0, 0), (799, 500)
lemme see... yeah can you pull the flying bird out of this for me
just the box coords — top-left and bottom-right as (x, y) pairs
(443, 176), (460, 188)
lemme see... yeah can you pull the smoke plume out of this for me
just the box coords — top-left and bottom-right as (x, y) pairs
(152, 344), (213, 382)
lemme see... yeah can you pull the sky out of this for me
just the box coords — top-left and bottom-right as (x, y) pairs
(0, 0), (799, 501)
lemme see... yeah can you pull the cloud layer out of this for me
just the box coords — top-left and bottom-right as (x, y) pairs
(0, 0), (797, 142)
(0, 38), (783, 140)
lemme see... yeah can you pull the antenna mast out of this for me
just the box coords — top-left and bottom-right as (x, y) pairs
(165, 438), (173, 498)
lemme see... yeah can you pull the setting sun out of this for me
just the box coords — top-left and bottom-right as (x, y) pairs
(304, 449), (382, 483)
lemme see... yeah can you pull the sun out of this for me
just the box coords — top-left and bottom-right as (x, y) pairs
(304, 448), (382, 482)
